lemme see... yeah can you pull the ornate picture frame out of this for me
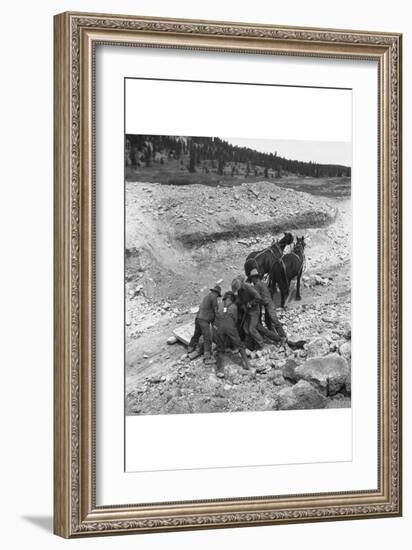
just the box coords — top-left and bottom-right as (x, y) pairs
(54, 11), (402, 538)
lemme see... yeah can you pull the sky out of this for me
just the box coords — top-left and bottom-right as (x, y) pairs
(225, 138), (352, 167)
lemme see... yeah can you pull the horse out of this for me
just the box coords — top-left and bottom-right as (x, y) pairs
(271, 236), (306, 308)
(244, 232), (294, 295)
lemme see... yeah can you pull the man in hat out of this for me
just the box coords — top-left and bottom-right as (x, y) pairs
(249, 268), (286, 341)
(212, 291), (250, 377)
(231, 275), (265, 349)
(188, 284), (222, 364)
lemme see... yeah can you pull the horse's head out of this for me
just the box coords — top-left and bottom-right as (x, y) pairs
(294, 236), (306, 255)
(277, 232), (294, 250)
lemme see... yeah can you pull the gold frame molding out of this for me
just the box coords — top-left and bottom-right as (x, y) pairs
(54, 11), (402, 538)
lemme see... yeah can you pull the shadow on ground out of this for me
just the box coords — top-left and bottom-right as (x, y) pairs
(21, 515), (53, 533)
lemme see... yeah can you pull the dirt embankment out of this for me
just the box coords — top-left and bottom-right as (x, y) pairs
(125, 179), (351, 414)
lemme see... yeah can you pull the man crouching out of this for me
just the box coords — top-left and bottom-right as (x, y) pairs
(212, 291), (250, 378)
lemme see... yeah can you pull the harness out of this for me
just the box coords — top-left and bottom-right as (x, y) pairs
(252, 242), (282, 261)
(290, 247), (306, 271)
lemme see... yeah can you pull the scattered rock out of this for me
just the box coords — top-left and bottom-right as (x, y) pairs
(223, 362), (241, 383)
(167, 336), (177, 345)
(255, 397), (275, 410)
(314, 275), (327, 285)
(306, 337), (330, 358)
(276, 380), (327, 410)
(342, 322), (351, 340)
(148, 375), (166, 383)
(268, 371), (286, 385)
(282, 358), (298, 381)
(165, 398), (192, 414)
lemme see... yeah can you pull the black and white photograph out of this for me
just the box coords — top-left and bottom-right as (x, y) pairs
(125, 133), (352, 416)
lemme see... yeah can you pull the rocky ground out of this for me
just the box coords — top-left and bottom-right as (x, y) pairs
(125, 178), (351, 415)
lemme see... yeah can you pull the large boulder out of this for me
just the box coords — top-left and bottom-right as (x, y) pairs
(275, 380), (327, 410)
(306, 337), (330, 358)
(173, 322), (198, 346)
(294, 354), (350, 396)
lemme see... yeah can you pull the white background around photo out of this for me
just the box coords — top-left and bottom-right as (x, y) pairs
(98, 38), (376, 505)
(0, 1), (410, 549)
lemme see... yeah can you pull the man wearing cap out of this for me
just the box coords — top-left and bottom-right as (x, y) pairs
(188, 284), (221, 364)
(231, 275), (265, 349)
(212, 291), (250, 377)
(249, 268), (287, 341)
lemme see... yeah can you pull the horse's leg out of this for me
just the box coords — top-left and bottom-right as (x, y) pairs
(295, 268), (303, 301)
(281, 288), (286, 308)
(280, 280), (289, 308)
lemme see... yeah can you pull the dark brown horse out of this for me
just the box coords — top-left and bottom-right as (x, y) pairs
(271, 236), (306, 308)
(244, 232), (293, 279)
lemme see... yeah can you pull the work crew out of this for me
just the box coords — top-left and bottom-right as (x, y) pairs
(231, 275), (265, 350)
(212, 291), (250, 377)
(249, 268), (287, 341)
(188, 285), (221, 364)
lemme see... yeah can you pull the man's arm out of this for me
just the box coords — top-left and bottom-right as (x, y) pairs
(211, 293), (219, 320)
(247, 284), (263, 305)
(257, 281), (272, 306)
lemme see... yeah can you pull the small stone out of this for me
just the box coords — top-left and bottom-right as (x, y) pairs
(339, 341), (351, 361)
(282, 358), (298, 381)
(167, 336), (177, 345)
(306, 337), (330, 358)
(342, 322), (351, 339)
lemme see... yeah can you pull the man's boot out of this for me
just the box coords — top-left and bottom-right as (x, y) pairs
(188, 347), (202, 360)
(215, 354), (225, 378)
(239, 348), (250, 370)
(203, 352), (216, 365)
